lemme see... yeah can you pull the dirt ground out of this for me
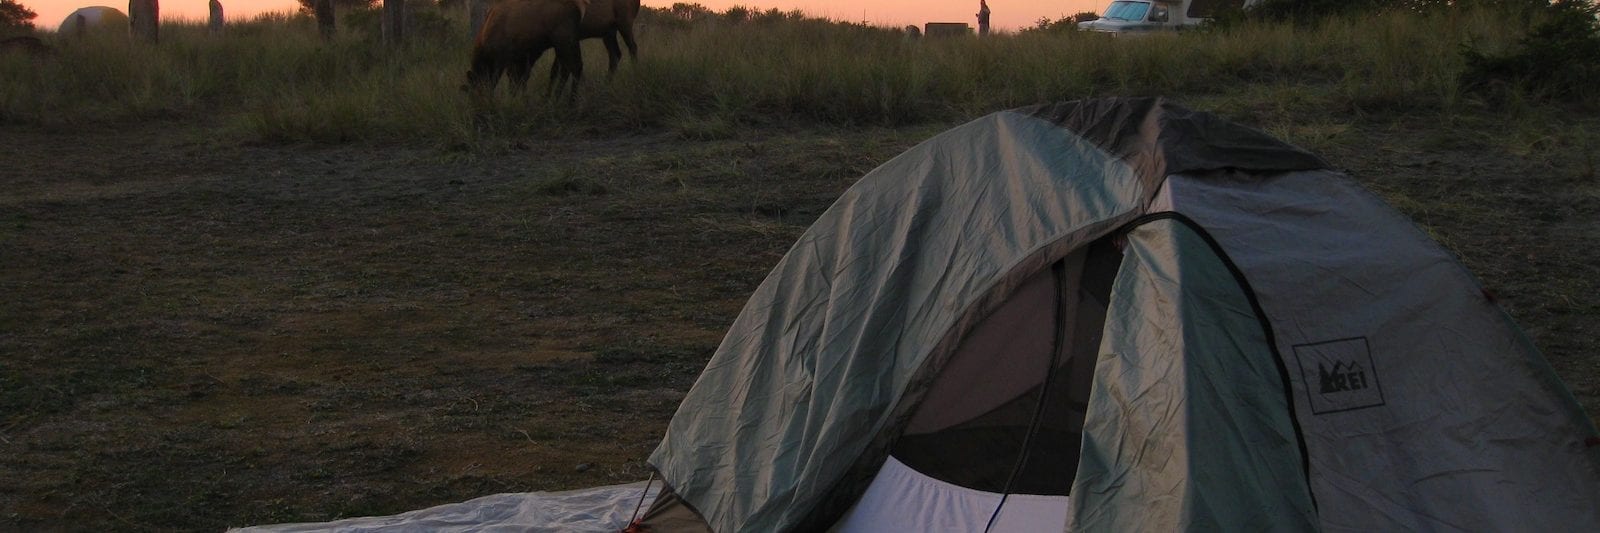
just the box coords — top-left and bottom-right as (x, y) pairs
(1, 106), (1596, 531)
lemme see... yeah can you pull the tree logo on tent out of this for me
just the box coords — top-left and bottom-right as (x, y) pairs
(1318, 361), (1369, 394)
(1292, 337), (1385, 414)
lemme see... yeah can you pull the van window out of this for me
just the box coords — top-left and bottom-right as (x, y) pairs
(1149, 4), (1169, 22)
(1103, 1), (1150, 22)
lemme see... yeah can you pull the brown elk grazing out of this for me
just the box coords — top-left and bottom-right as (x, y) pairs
(465, 0), (587, 99)
(577, 0), (641, 74)
(547, 0), (640, 85)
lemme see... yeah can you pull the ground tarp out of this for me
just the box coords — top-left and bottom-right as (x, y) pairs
(229, 482), (657, 533)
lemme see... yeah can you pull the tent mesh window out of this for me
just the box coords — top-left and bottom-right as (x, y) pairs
(892, 238), (1122, 496)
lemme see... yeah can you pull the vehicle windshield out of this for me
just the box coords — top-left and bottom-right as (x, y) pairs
(1102, 1), (1151, 21)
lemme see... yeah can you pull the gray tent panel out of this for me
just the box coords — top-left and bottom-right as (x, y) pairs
(1166, 170), (1600, 530)
(1071, 217), (1316, 531)
(1021, 98), (1327, 197)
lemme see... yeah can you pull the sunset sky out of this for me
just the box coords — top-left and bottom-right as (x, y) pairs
(28, 0), (1107, 31)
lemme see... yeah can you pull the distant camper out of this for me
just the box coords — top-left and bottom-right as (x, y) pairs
(923, 22), (971, 38)
(1079, 0), (1263, 34)
(976, 0), (990, 36)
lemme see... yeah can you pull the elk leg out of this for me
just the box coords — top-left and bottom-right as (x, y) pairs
(555, 42), (582, 99)
(547, 58), (564, 96)
(619, 25), (638, 61)
(509, 52), (534, 94)
(603, 32), (622, 74)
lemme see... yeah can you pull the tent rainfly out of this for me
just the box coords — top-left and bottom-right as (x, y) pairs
(634, 97), (1600, 532)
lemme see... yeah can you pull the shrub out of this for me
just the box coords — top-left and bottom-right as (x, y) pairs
(1210, 0), (1548, 28)
(1212, 0), (1388, 27)
(1461, 0), (1600, 103)
(0, 0), (37, 32)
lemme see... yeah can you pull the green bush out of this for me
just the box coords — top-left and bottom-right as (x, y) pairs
(1210, 0), (1548, 28)
(1461, 0), (1600, 103)
(1, 0), (37, 32)
(1022, 12), (1097, 34)
(1230, 0), (1388, 26)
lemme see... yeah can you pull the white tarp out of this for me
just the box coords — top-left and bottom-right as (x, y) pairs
(835, 456), (1069, 532)
(230, 482), (658, 533)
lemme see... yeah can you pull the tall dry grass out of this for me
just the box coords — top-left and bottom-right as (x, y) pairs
(0, 5), (1555, 143)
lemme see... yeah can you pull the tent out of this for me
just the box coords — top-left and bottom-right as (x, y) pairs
(635, 97), (1600, 532)
(58, 6), (129, 37)
(238, 98), (1599, 533)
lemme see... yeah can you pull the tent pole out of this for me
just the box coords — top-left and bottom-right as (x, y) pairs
(624, 470), (656, 530)
(984, 260), (1071, 532)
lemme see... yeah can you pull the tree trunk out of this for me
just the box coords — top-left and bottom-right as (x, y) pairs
(314, 0), (335, 40)
(383, 0), (405, 47)
(129, 0), (159, 43)
(469, 0), (488, 39)
(208, 0), (224, 35)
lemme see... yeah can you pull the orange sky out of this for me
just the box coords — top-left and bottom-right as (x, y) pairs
(29, 0), (1105, 31)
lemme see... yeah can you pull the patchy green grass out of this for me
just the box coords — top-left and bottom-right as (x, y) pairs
(3, 102), (1597, 530)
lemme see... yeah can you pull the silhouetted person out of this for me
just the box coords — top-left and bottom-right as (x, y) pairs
(209, 0), (224, 35)
(976, 0), (990, 36)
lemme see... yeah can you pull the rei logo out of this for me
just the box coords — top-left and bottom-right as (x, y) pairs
(1318, 361), (1369, 394)
(1294, 337), (1385, 415)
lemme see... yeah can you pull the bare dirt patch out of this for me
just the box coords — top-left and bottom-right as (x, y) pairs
(1, 107), (1595, 531)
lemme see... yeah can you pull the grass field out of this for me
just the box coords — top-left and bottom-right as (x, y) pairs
(2, 3), (1598, 531)
(0, 4), (1566, 141)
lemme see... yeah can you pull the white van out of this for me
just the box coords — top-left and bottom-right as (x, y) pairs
(1078, 0), (1259, 34)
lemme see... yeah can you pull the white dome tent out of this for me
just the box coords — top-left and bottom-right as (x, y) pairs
(57, 6), (128, 37)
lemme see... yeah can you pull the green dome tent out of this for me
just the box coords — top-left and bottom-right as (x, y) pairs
(637, 97), (1600, 532)
(236, 97), (1600, 533)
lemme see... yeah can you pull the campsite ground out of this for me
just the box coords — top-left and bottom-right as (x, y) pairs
(2, 103), (1597, 530)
